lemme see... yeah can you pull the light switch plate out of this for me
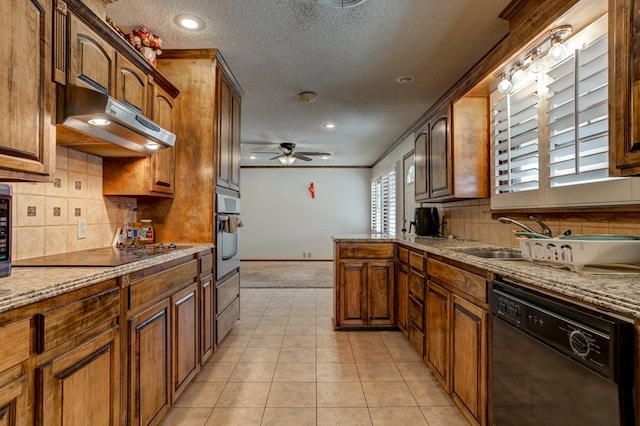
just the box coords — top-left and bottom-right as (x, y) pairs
(77, 219), (87, 239)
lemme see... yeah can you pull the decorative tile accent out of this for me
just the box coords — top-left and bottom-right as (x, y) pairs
(53, 207), (61, 217)
(74, 208), (81, 217)
(75, 181), (82, 190)
(27, 206), (36, 217)
(54, 178), (62, 188)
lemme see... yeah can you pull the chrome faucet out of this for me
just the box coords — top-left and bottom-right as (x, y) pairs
(497, 217), (537, 234)
(527, 215), (552, 237)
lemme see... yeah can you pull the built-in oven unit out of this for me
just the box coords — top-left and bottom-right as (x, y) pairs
(491, 279), (635, 425)
(215, 190), (241, 344)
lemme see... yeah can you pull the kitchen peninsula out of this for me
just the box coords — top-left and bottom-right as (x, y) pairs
(333, 234), (640, 425)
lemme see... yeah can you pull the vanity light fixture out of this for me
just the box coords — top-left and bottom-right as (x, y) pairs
(510, 62), (526, 85)
(175, 14), (205, 31)
(548, 26), (572, 62)
(497, 73), (513, 94)
(529, 49), (544, 74)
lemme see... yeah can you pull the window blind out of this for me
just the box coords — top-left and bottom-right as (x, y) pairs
(371, 167), (396, 235)
(546, 32), (609, 187)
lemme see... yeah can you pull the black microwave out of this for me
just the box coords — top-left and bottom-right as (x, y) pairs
(0, 185), (11, 278)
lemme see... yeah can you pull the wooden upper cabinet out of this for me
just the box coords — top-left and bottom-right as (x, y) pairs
(230, 91), (242, 191)
(0, 0), (55, 181)
(116, 54), (148, 113)
(66, 12), (115, 93)
(415, 96), (488, 201)
(149, 84), (175, 194)
(610, 0), (640, 175)
(216, 65), (243, 191)
(414, 131), (429, 201)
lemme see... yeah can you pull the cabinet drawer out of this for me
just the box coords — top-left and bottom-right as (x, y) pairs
(339, 244), (394, 259)
(129, 260), (198, 309)
(409, 251), (425, 272)
(34, 284), (119, 353)
(216, 296), (240, 345)
(408, 321), (424, 357)
(408, 295), (424, 330)
(216, 271), (240, 313)
(398, 247), (409, 264)
(200, 252), (213, 276)
(408, 271), (425, 302)
(427, 259), (487, 303)
(0, 320), (30, 371)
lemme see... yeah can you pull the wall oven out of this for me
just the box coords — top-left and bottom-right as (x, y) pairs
(215, 192), (241, 280)
(491, 279), (635, 425)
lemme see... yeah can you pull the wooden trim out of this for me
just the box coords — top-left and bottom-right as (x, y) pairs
(499, 0), (530, 21)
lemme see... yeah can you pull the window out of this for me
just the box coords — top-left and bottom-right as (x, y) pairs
(491, 13), (630, 209)
(371, 167), (396, 234)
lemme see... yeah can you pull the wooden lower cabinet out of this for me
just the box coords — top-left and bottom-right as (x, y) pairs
(38, 328), (120, 426)
(336, 261), (366, 327)
(129, 299), (171, 426)
(396, 263), (409, 335)
(171, 284), (199, 402)
(200, 273), (215, 364)
(0, 375), (28, 426)
(367, 261), (395, 325)
(451, 295), (487, 424)
(0, 320), (30, 426)
(426, 281), (450, 390)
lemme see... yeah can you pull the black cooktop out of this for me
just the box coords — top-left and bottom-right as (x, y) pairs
(13, 244), (188, 267)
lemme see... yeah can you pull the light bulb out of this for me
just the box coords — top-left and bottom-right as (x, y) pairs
(511, 64), (526, 85)
(88, 118), (110, 126)
(529, 50), (544, 74)
(279, 156), (296, 165)
(497, 76), (513, 94)
(548, 39), (568, 62)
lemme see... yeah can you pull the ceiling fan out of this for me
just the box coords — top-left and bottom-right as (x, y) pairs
(250, 142), (332, 165)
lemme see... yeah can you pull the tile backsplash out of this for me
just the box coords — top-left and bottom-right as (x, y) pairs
(9, 147), (135, 260)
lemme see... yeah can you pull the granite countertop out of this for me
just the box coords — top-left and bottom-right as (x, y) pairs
(0, 244), (214, 314)
(332, 234), (640, 320)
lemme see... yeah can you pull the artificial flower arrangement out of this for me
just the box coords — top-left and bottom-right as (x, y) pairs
(126, 25), (163, 66)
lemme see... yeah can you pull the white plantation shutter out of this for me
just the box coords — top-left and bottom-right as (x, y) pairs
(493, 79), (540, 194)
(371, 167), (396, 234)
(546, 32), (609, 187)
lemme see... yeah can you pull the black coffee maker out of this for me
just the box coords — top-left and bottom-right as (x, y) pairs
(410, 207), (440, 236)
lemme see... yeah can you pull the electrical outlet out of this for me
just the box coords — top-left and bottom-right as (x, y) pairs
(77, 219), (87, 239)
(308, 252), (311, 258)
(302, 252), (307, 258)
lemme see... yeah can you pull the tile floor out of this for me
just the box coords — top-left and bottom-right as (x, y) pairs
(160, 288), (470, 426)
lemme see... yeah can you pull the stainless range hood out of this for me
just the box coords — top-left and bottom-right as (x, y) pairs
(56, 85), (176, 157)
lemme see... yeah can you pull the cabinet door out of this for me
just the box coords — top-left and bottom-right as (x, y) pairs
(367, 260), (395, 326)
(38, 328), (120, 426)
(68, 14), (115, 94)
(414, 131), (428, 201)
(426, 281), (450, 391)
(451, 294), (487, 425)
(396, 263), (409, 335)
(336, 261), (367, 327)
(200, 273), (215, 363)
(610, 0), (640, 175)
(0, 0), (55, 181)
(129, 299), (171, 426)
(116, 54), (147, 113)
(230, 91), (242, 191)
(171, 283), (199, 403)
(216, 71), (232, 188)
(428, 107), (453, 198)
(0, 375), (28, 426)
(149, 85), (175, 194)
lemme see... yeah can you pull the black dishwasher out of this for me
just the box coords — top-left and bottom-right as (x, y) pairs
(491, 279), (635, 425)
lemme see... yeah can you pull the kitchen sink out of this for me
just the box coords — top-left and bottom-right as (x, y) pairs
(462, 249), (524, 260)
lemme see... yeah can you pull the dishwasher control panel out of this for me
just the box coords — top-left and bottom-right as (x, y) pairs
(492, 284), (616, 380)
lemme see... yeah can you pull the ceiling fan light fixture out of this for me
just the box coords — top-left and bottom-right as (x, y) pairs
(279, 156), (296, 165)
(316, 0), (368, 8)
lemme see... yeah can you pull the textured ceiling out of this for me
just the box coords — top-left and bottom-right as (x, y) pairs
(106, 0), (511, 166)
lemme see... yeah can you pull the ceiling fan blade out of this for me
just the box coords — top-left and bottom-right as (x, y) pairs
(269, 154), (285, 160)
(293, 153), (313, 161)
(296, 151), (332, 156)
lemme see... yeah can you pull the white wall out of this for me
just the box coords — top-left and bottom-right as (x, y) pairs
(239, 167), (371, 260)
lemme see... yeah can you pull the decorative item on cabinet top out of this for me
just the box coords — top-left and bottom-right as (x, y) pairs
(56, 85), (176, 157)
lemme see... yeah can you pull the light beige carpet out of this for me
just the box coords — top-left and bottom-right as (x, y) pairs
(240, 261), (333, 288)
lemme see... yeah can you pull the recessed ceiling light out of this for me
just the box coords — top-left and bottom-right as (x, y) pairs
(299, 91), (317, 103)
(316, 0), (368, 8)
(325, 123), (335, 129)
(395, 75), (415, 84)
(175, 14), (205, 31)
(88, 118), (110, 126)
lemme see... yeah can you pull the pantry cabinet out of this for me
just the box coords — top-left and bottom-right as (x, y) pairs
(334, 243), (396, 329)
(426, 257), (488, 426)
(609, 0), (640, 175)
(0, 0), (55, 182)
(416, 97), (489, 201)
